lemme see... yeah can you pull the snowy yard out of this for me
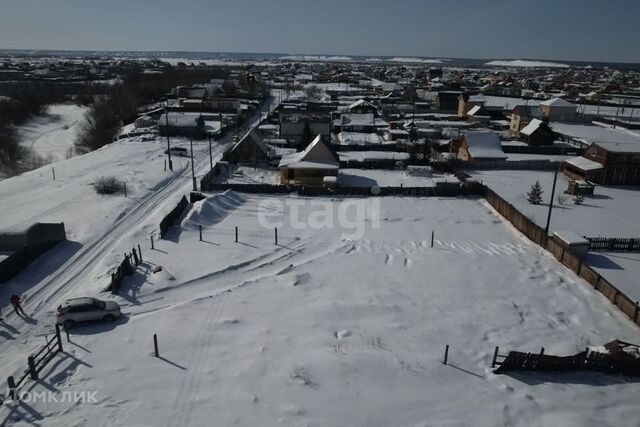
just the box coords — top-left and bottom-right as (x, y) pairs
(471, 169), (640, 301)
(2, 193), (638, 426)
(339, 168), (456, 188)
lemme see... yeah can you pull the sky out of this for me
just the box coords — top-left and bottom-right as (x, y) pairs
(0, 0), (639, 63)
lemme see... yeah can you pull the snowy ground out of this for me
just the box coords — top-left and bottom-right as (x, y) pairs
(1, 194), (638, 426)
(339, 169), (455, 188)
(471, 169), (640, 301)
(16, 103), (89, 164)
(226, 166), (280, 185)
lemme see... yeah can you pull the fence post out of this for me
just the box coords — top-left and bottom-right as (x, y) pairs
(123, 182), (127, 198)
(132, 247), (139, 265)
(199, 225), (203, 242)
(153, 334), (159, 357)
(164, 159), (167, 171)
(55, 323), (63, 352)
(28, 355), (38, 380)
(594, 276), (600, 290)
(443, 345), (449, 365)
(151, 235), (155, 250)
(431, 230), (434, 248)
(138, 244), (142, 263)
(235, 226), (238, 243)
(539, 347), (545, 355)
(275, 227), (278, 245)
(52, 167), (56, 181)
(66, 327), (71, 343)
(491, 346), (499, 368)
(7, 376), (16, 400)
(634, 301), (639, 323)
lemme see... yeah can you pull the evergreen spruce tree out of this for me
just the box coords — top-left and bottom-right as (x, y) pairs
(527, 180), (544, 205)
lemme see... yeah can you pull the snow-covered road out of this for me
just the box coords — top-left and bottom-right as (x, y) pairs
(0, 95), (279, 389)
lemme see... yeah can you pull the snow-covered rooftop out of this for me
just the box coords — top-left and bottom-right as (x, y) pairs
(463, 132), (507, 160)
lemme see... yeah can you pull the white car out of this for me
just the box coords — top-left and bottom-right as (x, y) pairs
(56, 297), (121, 329)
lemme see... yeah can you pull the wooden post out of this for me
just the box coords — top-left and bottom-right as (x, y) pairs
(594, 275), (600, 290)
(235, 226), (238, 243)
(431, 230), (434, 248)
(634, 301), (639, 323)
(443, 344), (449, 365)
(66, 328), (70, 343)
(7, 376), (16, 400)
(123, 182), (127, 197)
(275, 227), (278, 245)
(55, 323), (63, 352)
(491, 346), (499, 368)
(151, 235), (155, 250)
(138, 244), (142, 263)
(539, 347), (545, 355)
(52, 167), (56, 181)
(28, 355), (38, 380)
(153, 334), (159, 357)
(164, 159), (167, 171)
(199, 225), (203, 241)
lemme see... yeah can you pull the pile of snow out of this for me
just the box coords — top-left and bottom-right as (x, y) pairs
(279, 55), (353, 62)
(182, 190), (246, 230)
(486, 59), (570, 68)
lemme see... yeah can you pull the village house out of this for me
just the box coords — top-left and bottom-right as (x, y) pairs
(346, 99), (379, 115)
(279, 134), (339, 185)
(227, 129), (271, 164)
(158, 112), (221, 138)
(279, 112), (331, 145)
(519, 119), (555, 146)
(539, 97), (578, 122)
(572, 142), (640, 185)
(436, 91), (461, 112)
(175, 86), (208, 109)
(332, 113), (385, 133)
(458, 93), (485, 118)
(563, 156), (604, 183)
(457, 131), (507, 161)
(510, 105), (543, 135)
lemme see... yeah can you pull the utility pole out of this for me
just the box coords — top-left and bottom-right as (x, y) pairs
(208, 135), (213, 169)
(544, 167), (559, 240)
(165, 106), (173, 171)
(190, 136), (196, 191)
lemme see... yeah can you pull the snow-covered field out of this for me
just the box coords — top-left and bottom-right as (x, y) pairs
(16, 103), (89, 164)
(485, 60), (570, 68)
(2, 193), (638, 426)
(471, 169), (640, 301)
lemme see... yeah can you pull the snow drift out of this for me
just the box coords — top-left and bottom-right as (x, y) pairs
(182, 190), (246, 230)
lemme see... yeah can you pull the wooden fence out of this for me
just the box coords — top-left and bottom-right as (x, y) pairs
(159, 195), (189, 238)
(3, 324), (63, 403)
(495, 349), (640, 376)
(199, 182), (476, 197)
(453, 159), (563, 171)
(484, 186), (640, 328)
(108, 246), (142, 294)
(584, 237), (640, 252)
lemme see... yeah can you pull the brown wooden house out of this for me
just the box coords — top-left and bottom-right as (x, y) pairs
(581, 142), (640, 185)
